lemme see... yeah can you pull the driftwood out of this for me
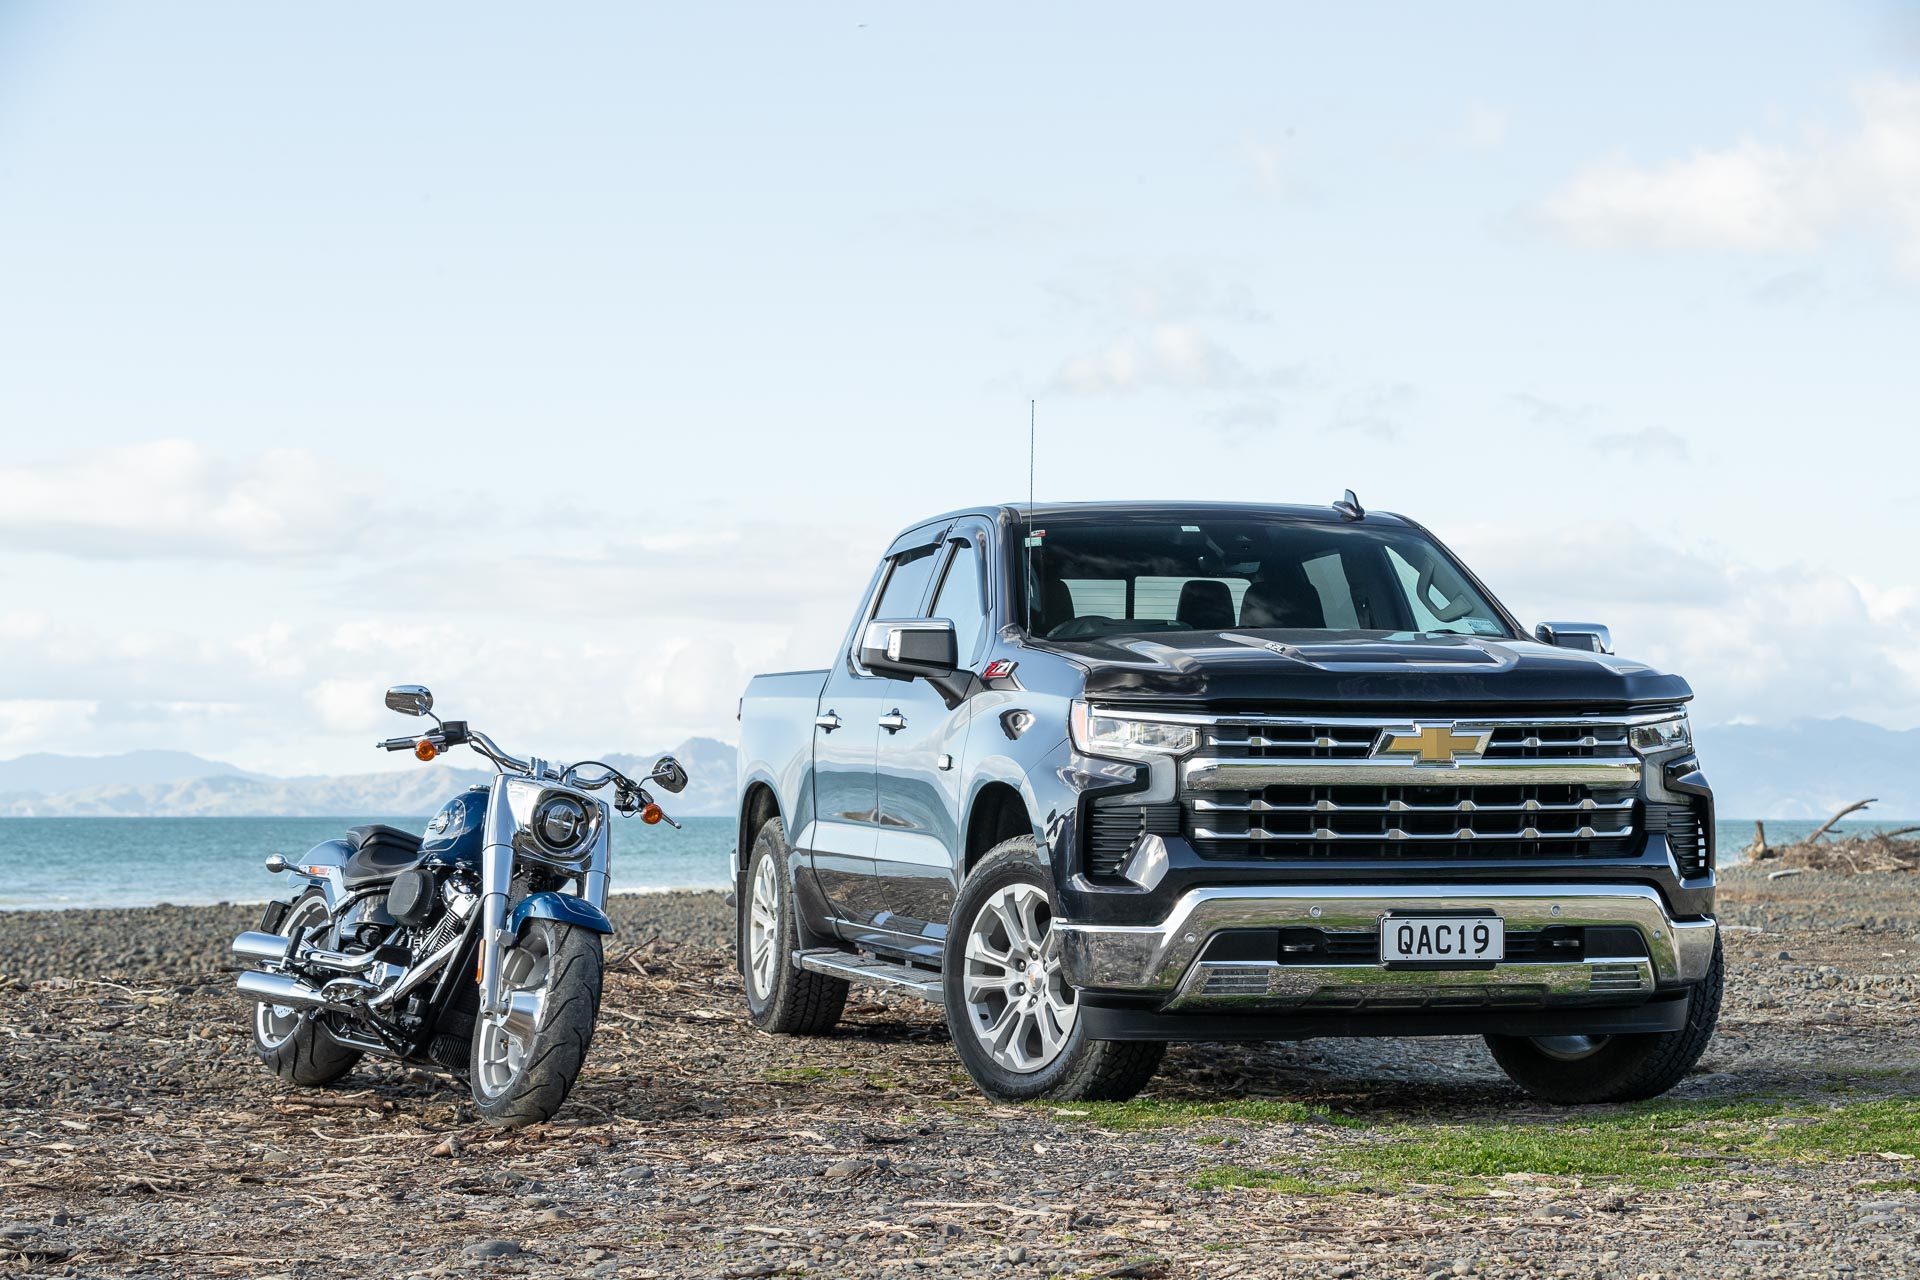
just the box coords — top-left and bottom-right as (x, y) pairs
(1806, 798), (1877, 844)
(1755, 797), (1919, 875)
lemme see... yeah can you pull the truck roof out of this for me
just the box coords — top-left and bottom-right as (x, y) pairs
(896, 499), (1413, 537)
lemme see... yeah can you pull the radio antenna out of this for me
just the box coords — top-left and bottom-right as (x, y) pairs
(1028, 398), (1035, 518)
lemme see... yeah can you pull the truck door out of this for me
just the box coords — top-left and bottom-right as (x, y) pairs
(871, 523), (990, 955)
(808, 539), (944, 929)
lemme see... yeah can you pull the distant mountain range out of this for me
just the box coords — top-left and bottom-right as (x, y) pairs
(1692, 718), (1919, 822)
(0, 722), (1911, 821)
(0, 738), (737, 819)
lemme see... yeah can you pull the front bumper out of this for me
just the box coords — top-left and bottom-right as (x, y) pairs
(1056, 882), (1718, 1015)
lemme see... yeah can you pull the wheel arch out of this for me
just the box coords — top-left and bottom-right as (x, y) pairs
(738, 780), (783, 887)
(963, 780), (1039, 875)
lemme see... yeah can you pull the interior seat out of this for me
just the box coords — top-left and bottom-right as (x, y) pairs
(1177, 579), (1236, 630)
(1241, 567), (1327, 629)
(1035, 577), (1077, 635)
(341, 823), (426, 889)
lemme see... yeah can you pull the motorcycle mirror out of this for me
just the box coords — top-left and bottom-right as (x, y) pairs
(650, 755), (688, 794)
(385, 684), (435, 717)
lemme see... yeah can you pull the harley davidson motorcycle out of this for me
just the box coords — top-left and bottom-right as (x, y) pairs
(230, 685), (686, 1127)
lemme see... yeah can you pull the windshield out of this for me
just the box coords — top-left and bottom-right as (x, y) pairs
(1020, 516), (1513, 642)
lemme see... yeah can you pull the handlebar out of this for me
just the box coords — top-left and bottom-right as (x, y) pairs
(373, 719), (680, 826)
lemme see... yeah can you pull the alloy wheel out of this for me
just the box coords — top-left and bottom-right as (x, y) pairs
(474, 930), (553, 1097)
(253, 896), (330, 1049)
(747, 853), (782, 999)
(962, 882), (1078, 1073)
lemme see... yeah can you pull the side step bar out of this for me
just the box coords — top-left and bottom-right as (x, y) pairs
(794, 948), (943, 1004)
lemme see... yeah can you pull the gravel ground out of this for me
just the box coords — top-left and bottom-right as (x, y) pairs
(2, 868), (1917, 1279)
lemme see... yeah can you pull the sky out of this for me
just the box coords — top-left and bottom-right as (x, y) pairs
(1, 3), (1917, 776)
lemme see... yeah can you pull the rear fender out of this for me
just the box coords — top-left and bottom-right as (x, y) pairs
(508, 891), (614, 939)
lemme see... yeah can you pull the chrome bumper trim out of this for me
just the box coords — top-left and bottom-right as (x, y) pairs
(1182, 757), (1643, 790)
(1056, 884), (1717, 1003)
(1167, 957), (1656, 1011)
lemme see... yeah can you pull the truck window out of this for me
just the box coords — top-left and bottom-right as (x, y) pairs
(930, 539), (986, 662)
(1022, 517), (1511, 641)
(872, 545), (940, 620)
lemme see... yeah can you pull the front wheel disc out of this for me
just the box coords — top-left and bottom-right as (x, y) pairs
(961, 881), (1078, 1073)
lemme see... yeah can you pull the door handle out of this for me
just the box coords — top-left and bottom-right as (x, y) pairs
(815, 712), (842, 733)
(878, 710), (907, 734)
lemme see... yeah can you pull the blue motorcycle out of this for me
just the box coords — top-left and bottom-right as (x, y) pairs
(231, 684), (685, 1126)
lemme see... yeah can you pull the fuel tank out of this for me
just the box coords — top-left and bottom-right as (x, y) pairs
(420, 784), (489, 874)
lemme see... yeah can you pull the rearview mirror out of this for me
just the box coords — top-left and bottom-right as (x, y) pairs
(650, 755), (688, 794)
(861, 618), (958, 680)
(1534, 622), (1613, 654)
(385, 684), (435, 716)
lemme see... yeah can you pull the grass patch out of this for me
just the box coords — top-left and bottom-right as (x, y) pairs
(1045, 1096), (1367, 1132)
(1193, 1098), (1920, 1196)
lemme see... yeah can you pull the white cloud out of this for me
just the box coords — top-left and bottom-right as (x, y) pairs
(0, 440), (400, 560)
(1457, 526), (1920, 729)
(1540, 77), (1920, 274)
(1590, 427), (1691, 462)
(1053, 324), (1255, 394)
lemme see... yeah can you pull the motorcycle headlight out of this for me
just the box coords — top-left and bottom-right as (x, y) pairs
(532, 794), (591, 852)
(1628, 713), (1692, 756)
(1070, 701), (1198, 760)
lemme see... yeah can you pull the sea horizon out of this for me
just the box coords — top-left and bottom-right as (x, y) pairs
(0, 813), (1911, 912)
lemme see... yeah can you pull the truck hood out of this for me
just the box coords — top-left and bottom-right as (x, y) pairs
(1045, 630), (1691, 711)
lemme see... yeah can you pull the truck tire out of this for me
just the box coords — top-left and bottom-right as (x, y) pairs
(251, 888), (362, 1087)
(943, 837), (1164, 1102)
(1484, 936), (1724, 1104)
(739, 817), (848, 1035)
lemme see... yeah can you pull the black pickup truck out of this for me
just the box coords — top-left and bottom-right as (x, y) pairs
(733, 497), (1720, 1103)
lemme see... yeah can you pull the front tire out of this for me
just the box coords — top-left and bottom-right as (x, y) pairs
(943, 838), (1163, 1102)
(470, 919), (603, 1127)
(739, 817), (848, 1035)
(251, 888), (362, 1087)
(1485, 936), (1724, 1104)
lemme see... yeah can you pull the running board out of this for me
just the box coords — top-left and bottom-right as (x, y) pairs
(794, 948), (944, 1004)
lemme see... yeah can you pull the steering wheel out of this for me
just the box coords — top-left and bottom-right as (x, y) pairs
(1047, 616), (1117, 640)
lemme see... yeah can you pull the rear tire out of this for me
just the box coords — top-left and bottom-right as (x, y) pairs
(251, 889), (362, 1087)
(1485, 936), (1724, 1104)
(943, 838), (1164, 1102)
(469, 919), (603, 1127)
(739, 817), (848, 1035)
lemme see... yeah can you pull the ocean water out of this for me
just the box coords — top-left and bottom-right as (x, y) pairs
(0, 815), (735, 911)
(0, 816), (1911, 911)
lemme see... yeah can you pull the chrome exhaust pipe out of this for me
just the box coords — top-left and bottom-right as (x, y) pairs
(236, 969), (378, 1011)
(237, 969), (328, 1009)
(232, 931), (292, 966)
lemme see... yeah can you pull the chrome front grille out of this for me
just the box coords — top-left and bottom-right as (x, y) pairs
(1177, 713), (1645, 863)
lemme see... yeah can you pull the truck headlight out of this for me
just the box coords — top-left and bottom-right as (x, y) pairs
(1070, 701), (1198, 760)
(1628, 713), (1692, 756)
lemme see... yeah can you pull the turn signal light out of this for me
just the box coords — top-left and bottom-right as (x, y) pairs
(641, 803), (663, 825)
(414, 739), (438, 762)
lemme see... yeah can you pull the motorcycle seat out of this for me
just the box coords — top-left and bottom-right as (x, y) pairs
(341, 824), (427, 889)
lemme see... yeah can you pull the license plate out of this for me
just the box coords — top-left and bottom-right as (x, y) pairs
(1380, 914), (1503, 964)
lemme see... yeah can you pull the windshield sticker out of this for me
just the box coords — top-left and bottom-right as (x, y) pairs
(1023, 533), (1046, 547)
(1464, 618), (1504, 635)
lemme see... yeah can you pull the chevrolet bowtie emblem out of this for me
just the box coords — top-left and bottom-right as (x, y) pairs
(1372, 724), (1492, 764)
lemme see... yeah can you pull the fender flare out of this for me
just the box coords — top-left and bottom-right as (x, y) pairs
(508, 891), (614, 938)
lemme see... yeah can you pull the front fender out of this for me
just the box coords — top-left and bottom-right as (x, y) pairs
(508, 891), (614, 938)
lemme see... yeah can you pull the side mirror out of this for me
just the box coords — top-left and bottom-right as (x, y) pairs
(861, 618), (958, 680)
(1534, 622), (1613, 654)
(385, 684), (435, 716)
(650, 755), (688, 794)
